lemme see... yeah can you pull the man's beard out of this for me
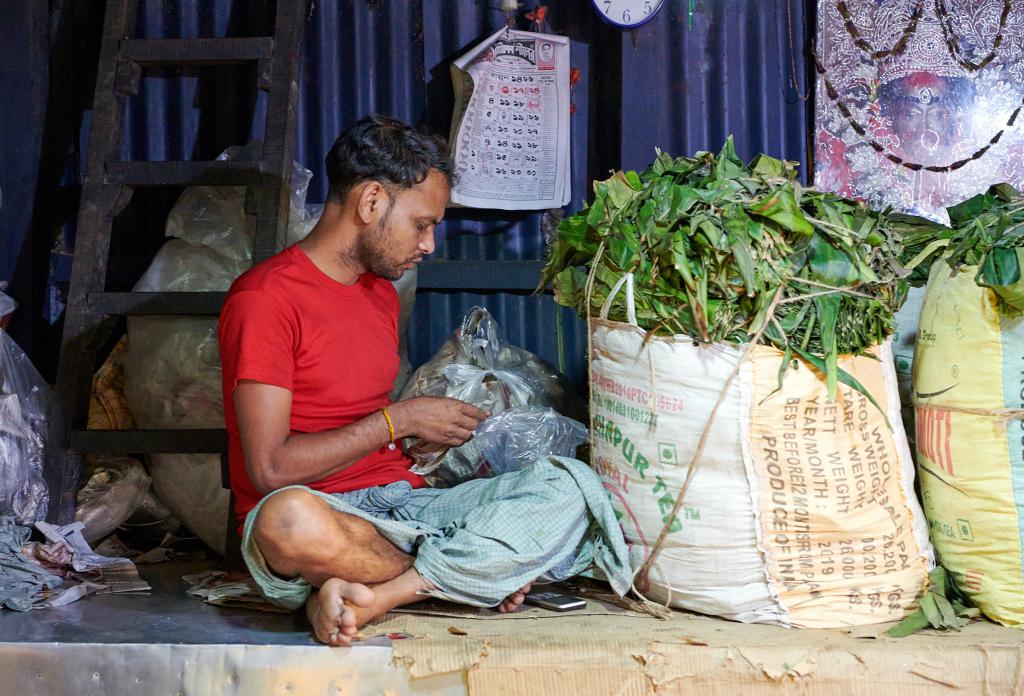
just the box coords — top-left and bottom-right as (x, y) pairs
(353, 203), (414, 281)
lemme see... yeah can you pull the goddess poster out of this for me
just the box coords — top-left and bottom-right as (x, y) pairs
(815, 1), (1024, 224)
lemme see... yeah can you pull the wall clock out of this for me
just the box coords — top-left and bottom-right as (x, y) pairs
(591, 0), (665, 29)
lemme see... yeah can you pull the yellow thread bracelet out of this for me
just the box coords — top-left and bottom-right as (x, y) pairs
(382, 408), (397, 451)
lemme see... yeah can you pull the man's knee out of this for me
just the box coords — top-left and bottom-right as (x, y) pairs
(253, 488), (330, 563)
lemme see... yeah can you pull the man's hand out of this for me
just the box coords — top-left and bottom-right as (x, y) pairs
(389, 396), (488, 446)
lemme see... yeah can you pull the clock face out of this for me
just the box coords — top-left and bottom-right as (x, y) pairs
(592, 0), (665, 28)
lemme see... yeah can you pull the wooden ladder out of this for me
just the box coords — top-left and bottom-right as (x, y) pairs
(47, 0), (308, 564)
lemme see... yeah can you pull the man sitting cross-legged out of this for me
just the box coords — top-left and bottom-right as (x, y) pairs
(217, 115), (630, 645)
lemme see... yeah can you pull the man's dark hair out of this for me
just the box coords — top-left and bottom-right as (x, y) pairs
(325, 114), (454, 204)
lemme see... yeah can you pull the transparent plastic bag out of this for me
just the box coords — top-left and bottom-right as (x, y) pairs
(75, 456), (151, 543)
(430, 406), (588, 486)
(472, 406), (588, 477)
(0, 328), (51, 524)
(399, 307), (585, 477)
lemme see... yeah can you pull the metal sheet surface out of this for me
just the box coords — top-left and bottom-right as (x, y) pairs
(620, 0), (811, 175)
(0, 559), (466, 695)
(0, 642), (466, 696)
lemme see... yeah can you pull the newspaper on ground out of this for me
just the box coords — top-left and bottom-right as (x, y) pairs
(183, 570), (289, 613)
(33, 520), (150, 594)
(449, 27), (570, 210)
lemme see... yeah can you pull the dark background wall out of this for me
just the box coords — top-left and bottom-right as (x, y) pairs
(1, 0), (812, 388)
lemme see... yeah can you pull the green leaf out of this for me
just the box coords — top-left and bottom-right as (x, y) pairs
(887, 611), (931, 638)
(557, 215), (597, 253)
(790, 344), (888, 422)
(671, 234), (696, 290)
(767, 345), (794, 401)
(903, 238), (951, 272)
(731, 236), (757, 297)
(586, 191), (607, 227)
(947, 191), (997, 226)
(603, 171), (642, 209)
(638, 199), (657, 243)
(807, 233), (861, 286)
(749, 187), (814, 237)
(715, 136), (747, 180)
(920, 593), (944, 628)
(552, 266), (583, 308)
(814, 294), (840, 399)
(979, 247), (1024, 312)
(929, 562), (948, 595)
(932, 594), (960, 627)
(671, 185), (702, 217)
(750, 154), (786, 180)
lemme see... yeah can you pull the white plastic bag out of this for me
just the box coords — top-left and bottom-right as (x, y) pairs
(0, 327), (51, 525)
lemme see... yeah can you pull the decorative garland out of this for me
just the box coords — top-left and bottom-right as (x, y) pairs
(814, 53), (1023, 173)
(935, 0), (1012, 72)
(838, 0), (1012, 70)
(837, 0), (925, 60)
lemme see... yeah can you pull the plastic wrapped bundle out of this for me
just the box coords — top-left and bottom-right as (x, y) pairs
(75, 456), (151, 543)
(0, 327), (52, 525)
(470, 406), (587, 478)
(399, 307), (585, 480)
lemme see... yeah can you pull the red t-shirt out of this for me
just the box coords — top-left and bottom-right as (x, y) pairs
(218, 244), (425, 521)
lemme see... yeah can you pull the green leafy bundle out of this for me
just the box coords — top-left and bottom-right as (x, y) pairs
(541, 138), (909, 400)
(887, 566), (979, 637)
(897, 183), (1024, 312)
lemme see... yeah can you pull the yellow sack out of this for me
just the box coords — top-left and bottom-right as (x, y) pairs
(914, 261), (1024, 626)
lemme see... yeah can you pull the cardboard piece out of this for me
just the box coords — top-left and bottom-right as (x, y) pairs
(366, 608), (1024, 696)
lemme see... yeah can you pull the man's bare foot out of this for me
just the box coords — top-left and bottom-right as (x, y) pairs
(497, 583), (532, 613)
(312, 578), (377, 646)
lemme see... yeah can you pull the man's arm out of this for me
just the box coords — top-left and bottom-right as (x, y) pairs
(235, 380), (487, 493)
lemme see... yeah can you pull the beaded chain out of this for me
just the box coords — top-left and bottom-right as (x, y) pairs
(836, 0), (926, 60)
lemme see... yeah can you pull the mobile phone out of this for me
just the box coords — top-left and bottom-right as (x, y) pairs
(524, 591), (586, 612)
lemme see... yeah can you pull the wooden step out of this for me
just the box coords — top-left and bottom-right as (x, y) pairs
(70, 429), (229, 454)
(90, 291), (226, 315)
(121, 37), (273, 66)
(105, 160), (265, 186)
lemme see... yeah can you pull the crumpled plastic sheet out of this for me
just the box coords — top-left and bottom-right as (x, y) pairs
(398, 307), (586, 483)
(0, 516), (61, 611)
(0, 321), (54, 525)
